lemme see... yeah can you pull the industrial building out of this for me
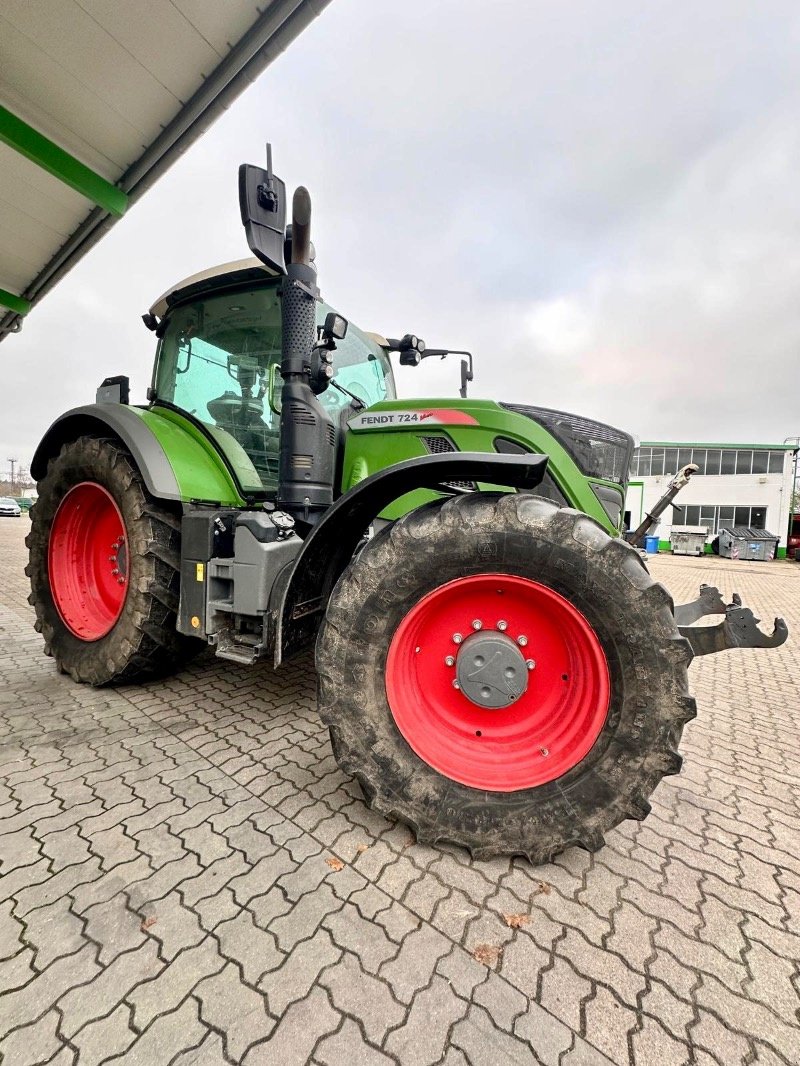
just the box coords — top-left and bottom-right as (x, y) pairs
(624, 442), (797, 556)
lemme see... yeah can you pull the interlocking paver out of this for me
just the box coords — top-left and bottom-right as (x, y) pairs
(379, 922), (452, 1003)
(386, 975), (469, 1063)
(105, 997), (207, 1065)
(139, 889), (205, 959)
(0, 942), (101, 1033)
(452, 1004), (546, 1064)
(0, 1007), (63, 1066)
(260, 928), (341, 1015)
(0, 899), (24, 958)
(243, 986), (340, 1065)
(214, 907), (284, 983)
(628, 1017), (688, 1066)
(58, 939), (163, 1037)
(2, 521), (800, 1065)
(315, 1018), (394, 1066)
(195, 963), (276, 1058)
(70, 1003), (137, 1066)
(320, 950), (404, 1042)
(576, 987), (636, 1066)
(323, 903), (398, 974)
(128, 934), (225, 1028)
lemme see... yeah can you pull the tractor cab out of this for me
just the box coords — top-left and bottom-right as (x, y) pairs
(148, 260), (395, 497)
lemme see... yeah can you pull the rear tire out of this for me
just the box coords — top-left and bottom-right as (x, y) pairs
(26, 435), (200, 686)
(316, 493), (696, 862)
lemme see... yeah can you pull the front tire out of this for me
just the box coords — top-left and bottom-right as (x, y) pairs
(27, 435), (200, 685)
(316, 493), (696, 862)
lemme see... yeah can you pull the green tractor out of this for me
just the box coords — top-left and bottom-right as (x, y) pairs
(26, 149), (787, 862)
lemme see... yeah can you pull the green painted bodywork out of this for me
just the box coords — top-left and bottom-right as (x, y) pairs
(124, 395), (623, 536)
(130, 407), (249, 506)
(342, 398), (623, 534)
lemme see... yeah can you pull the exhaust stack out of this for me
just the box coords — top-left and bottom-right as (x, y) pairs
(276, 186), (336, 530)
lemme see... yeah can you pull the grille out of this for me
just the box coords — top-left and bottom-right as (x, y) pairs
(420, 434), (455, 454)
(292, 454), (312, 469)
(419, 435), (475, 491)
(501, 403), (633, 485)
(289, 403), (315, 426)
(326, 424), (336, 447)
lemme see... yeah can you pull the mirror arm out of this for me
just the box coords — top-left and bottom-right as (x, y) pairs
(416, 349), (474, 398)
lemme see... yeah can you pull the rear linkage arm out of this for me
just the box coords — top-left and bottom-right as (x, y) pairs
(674, 583), (788, 657)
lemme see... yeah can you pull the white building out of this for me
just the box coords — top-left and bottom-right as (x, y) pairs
(625, 442), (797, 557)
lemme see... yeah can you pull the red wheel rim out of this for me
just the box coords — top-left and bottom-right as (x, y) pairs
(385, 574), (610, 791)
(48, 482), (128, 641)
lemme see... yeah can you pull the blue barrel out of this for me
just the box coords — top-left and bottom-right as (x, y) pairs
(644, 535), (660, 554)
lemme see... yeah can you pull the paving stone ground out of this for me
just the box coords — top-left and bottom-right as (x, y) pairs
(1, 516), (799, 1066)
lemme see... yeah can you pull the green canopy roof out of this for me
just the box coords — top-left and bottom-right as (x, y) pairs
(0, 0), (331, 341)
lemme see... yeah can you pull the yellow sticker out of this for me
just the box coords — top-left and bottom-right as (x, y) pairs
(191, 615), (201, 629)
(196, 562), (204, 581)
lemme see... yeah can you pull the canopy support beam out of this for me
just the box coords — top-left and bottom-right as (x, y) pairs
(0, 105), (129, 217)
(0, 288), (32, 316)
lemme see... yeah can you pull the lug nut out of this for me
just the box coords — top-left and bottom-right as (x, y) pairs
(472, 620), (483, 631)
(444, 655), (455, 667)
(111, 568), (119, 576)
(526, 659), (536, 670)
(496, 620), (508, 631)
(517, 635), (528, 647)
(540, 747), (549, 756)
(452, 633), (463, 645)
(452, 679), (460, 689)
(108, 555), (116, 562)
(117, 578), (125, 585)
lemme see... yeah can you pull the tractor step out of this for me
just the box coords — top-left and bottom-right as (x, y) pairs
(214, 629), (262, 666)
(675, 585), (788, 657)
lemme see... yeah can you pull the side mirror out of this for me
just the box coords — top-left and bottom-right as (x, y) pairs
(238, 145), (287, 274)
(459, 355), (474, 399)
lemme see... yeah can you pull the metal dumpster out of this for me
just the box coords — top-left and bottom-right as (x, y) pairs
(669, 525), (707, 556)
(717, 527), (779, 561)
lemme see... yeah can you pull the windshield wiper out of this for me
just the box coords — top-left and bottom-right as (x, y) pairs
(331, 380), (367, 410)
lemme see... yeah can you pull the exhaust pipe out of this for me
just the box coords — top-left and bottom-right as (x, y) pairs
(277, 187), (336, 530)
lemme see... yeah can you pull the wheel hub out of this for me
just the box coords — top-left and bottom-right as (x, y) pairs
(48, 482), (128, 641)
(385, 573), (610, 791)
(455, 631), (528, 708)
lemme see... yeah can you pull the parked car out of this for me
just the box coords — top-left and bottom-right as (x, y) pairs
(0, 497), (22, 518)
(789, 512), (800, 559)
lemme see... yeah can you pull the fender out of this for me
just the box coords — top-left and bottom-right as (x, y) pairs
(275, 451), (548, 665)
(30, 404), (245, 505)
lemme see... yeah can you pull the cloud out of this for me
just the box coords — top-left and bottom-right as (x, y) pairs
(4, 0), (800, 472)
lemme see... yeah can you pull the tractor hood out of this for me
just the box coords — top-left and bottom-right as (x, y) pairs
(341, 397), (630, 533)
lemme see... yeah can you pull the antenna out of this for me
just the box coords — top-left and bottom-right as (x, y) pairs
(257, 142), (278, 211)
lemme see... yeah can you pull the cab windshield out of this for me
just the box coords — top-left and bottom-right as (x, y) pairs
(153, 282), (395, 494)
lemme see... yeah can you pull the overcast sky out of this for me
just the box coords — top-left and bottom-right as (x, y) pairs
(4, 0), (800, 473)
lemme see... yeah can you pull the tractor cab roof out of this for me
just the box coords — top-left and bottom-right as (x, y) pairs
(149, 258), (391, 351)
(149, 258), (280, 318)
